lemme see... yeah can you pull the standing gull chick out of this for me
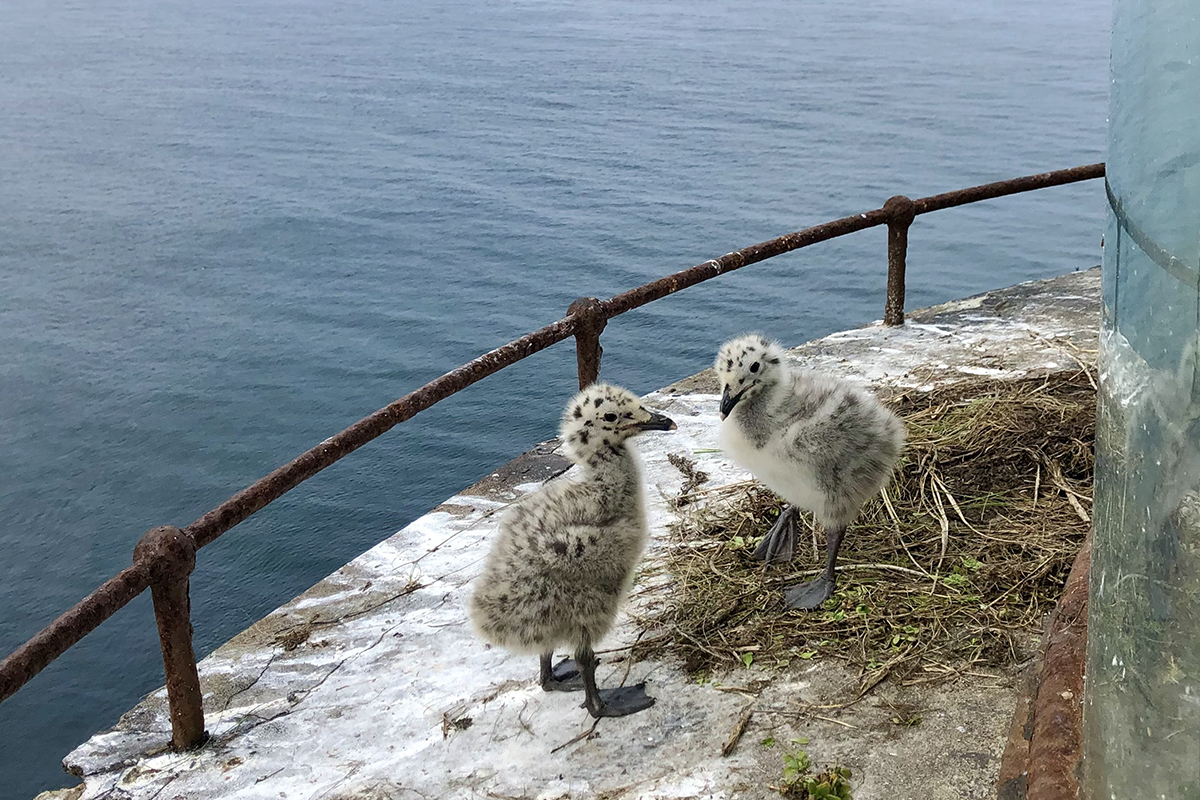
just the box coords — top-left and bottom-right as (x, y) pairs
(469, 383), (676, 718)
(715, 334), (905, 610)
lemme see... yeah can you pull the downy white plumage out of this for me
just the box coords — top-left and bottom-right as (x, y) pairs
(715, 335), (905, 610)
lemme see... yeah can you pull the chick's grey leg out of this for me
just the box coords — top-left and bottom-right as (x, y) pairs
(753, 505), (798, 563)
(540, 651), (583, 692)
(577, 643), (655, 718)
(783, 525), (844, 611)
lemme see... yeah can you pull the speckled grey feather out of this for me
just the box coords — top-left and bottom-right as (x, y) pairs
(469, 384), (662, 656)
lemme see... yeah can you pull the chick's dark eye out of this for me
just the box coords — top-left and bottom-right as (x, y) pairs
(603, 412), (617, 423)
(749, 362), (760, 373)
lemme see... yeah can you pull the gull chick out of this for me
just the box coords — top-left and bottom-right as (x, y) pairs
(469, 383), (676, 718)
(715, 334), (904, 610)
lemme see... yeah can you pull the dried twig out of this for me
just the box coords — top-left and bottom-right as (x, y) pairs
(721, 704), (755, 756)
(550, 718), (600, 754)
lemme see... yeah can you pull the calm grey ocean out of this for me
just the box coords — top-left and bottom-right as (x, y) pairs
(1, 0), (1107, 793)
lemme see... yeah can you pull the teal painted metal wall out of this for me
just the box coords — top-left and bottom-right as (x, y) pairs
(1087, 0), (1200, 795)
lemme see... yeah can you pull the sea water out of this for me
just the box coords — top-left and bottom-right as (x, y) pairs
(0, 0), (1108, 792)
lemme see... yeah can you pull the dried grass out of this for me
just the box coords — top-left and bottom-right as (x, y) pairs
(631, 370), (1095, 693)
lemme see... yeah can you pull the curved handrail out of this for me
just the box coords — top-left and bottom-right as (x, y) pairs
(0, 566), (151, 704)
(186, 316), (582, 549)
(0, 162), (1106, 751)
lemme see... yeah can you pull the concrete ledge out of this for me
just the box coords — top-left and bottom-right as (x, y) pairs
(59, 268), (1099, 800)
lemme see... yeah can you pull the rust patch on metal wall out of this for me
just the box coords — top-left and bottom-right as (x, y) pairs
(998, 534), (1091, 800)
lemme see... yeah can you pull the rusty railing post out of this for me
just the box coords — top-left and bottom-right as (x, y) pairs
(567, 296), (607, 389)
(883, 194), (916, 326)
(133, 525), (207, 750)
(0, 164), (1110, 723)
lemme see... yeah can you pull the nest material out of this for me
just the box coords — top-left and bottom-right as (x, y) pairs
(632, 370), (1095, 692)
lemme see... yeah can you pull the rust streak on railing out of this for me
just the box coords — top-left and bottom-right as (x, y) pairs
(914, 163), (1105, 215)
(596, 163), (1104, 326)
(0, 318), (580, 707)
(568, 296), (607, 389)
(185, 317), (580, 550)
(135, 526), (206, 750)
(884, 195), (917, 326)
(0, 565), (151, 704)
(601, 209), (891, 319)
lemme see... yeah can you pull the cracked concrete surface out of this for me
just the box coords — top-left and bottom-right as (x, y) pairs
(44, 268), (1099, 800)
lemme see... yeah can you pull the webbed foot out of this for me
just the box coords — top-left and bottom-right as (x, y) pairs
(784, 576), (835, 611)
(583, 683), (656, 718)
(753, 506), (797, 563)
(540, 654), (584, 692)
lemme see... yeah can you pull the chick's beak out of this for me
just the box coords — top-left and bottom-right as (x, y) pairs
(719, 386), (747, 420)
(633, 410), (676, 432)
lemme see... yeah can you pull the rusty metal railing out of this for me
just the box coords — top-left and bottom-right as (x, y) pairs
(0, 162), (1105, 752)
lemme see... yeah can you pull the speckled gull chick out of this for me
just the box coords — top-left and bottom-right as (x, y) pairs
(715, 334), (905, 610)
(469, 383), (676, 718)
